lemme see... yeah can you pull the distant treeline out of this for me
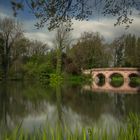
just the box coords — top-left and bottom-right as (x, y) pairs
(0, 18), (140, 81)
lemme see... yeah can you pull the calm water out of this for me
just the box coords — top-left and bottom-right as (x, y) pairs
(0, 81), (140, 135)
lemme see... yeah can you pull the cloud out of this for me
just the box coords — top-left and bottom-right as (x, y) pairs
(0, 7), (140, 46)
(0, 12), (9, 19)
(71, 17), (140, 42)
(23, 16), (140, 47)
(24, 32), (55, 47)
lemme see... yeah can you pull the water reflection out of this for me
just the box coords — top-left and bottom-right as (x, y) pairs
(0, 81), (140, 137)
(83, 82), (140, 119)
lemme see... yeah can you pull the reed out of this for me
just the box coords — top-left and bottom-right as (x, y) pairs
(2, 113), (140, 140)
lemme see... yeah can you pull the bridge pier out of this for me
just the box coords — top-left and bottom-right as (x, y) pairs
(105, 74), (111, 83)
(122, 72), (131, 87)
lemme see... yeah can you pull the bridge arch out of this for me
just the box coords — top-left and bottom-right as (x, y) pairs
(109, 73), (124, 87)
(128, 72), (140, 88)
(94, 73), (106, 86)
(128, 72), (140, 78)
(83, 68), (140, 92)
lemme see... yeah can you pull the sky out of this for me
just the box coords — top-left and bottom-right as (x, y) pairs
(0, 0), (140, 47)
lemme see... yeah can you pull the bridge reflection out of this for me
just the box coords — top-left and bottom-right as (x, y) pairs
(83, 82), (140, 94)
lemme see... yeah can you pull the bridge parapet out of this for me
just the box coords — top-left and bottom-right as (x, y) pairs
(91, 68), (140, 72)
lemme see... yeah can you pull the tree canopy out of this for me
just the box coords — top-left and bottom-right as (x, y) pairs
(11, 0), (140, 30)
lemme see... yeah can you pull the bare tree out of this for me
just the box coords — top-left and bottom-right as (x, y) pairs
(54, 24), (71, 74)
(27, 40), (49, 56)
(111, 36), (125, 67)
(0, 18), (23, 80)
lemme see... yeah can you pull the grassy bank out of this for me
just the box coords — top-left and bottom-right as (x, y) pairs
(63, 74), (92, 85)
(2, 113), (140, 140)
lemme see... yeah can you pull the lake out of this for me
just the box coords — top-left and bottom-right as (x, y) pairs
(0, 81), (140, 137)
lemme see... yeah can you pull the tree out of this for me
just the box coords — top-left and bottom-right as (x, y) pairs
(124, 34), (137, 67)
(69, 32), (109, 70)
(112, 36), (125, 67)
(11, 0), (140, 30)
(111, 34), (140, 67)
(136, 37), (140, 67)
(53, 24), (71, 75)
(27, 40), (49, 57)
(0, 18), (23, 79)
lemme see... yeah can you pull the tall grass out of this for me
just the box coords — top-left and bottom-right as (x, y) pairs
(2, 113), (140, 140)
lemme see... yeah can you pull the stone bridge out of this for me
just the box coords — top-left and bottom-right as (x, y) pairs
(82, 68), (140, 93)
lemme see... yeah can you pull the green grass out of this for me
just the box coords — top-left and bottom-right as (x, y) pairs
(130, 77), (140, 85)
(2, 113), (140, 140)
(63, 74), (92, 85)
(110, 77), (124, 87)
(110, 76), (140, 87)
(111, 76), (140, 83)
(111, 77), (124, 82)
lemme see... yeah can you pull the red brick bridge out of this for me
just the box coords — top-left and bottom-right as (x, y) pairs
(83, 68), (140, 93)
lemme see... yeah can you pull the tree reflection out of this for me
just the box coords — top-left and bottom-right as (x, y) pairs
(56, 85), (63, 127)
(113, 94), (126, 119)
(0, 82), (55, 135)
(0, 82), (9, 134)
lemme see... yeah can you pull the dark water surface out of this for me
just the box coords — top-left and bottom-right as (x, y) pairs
(0, 81), (140, 135)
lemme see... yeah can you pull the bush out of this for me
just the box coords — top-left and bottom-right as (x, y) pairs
(50, 73), (63, 87)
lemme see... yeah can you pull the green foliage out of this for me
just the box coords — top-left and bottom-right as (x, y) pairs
(50, 73), (63, 87)
(64, 74), (92, 85)
(129, 77), (140, 87)
(124, 34), (137, 67)
(38, 63), (55, 84)
(23, 54), (55, 83)
(69, 32), (110, 69)
(110, 34), (140, 67)
(1, 23), (140, 83)
(24, 61), (38, 79)
(2, 113), (140, 140)
(110, 78), (124, 87)
(130, 77), (140, 84)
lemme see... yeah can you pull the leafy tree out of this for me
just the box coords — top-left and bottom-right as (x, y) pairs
(111, 34), (140, 67)
(69, 32), (109, 70)
(136, 37), (140, 67)
(11, 0), (140, 30)
(124, 34), (137, 67)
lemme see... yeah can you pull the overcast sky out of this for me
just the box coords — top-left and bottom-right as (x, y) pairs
(0, 0), (140, 47)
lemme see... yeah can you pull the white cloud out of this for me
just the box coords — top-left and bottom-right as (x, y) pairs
(24, 32), (55, 47)
(0, 8), (140, 46)
(71, 17), (140, 42)
(0, 12), (9, 19)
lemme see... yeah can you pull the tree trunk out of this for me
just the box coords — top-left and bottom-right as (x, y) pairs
(2, 54), (8, 80)
(56, 48), (62, 75)
(2, 42), (10, 80)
